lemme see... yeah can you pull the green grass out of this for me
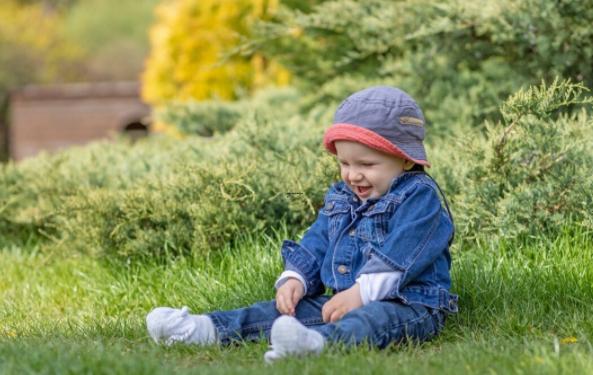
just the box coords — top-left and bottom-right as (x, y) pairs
(1, 228), (592, 374)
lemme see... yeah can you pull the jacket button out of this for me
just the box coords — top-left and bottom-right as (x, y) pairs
(349, 228), (356, 236)
(327, 202), (334, 209)
(337, 265), (348, 274)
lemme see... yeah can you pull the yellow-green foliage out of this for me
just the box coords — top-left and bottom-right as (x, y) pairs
(0, 1), (83, 91)
(142, 0), (290, 104)
(431, 79), (593, 243)
(154, 86), (299, 136)
(0, 88), (338, 261)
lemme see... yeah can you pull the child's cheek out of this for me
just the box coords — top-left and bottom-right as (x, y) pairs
(340, 170), (349, 183)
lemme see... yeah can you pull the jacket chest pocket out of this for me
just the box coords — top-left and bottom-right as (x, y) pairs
(357, 201), (393, 245)
(321, 200), (351, 240)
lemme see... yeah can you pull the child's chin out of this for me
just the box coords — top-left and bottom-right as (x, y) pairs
(368, 190), (386, 200)
(357, 191), (375, 200)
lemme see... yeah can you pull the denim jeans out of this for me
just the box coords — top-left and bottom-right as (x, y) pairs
(208, 296), (446, 349)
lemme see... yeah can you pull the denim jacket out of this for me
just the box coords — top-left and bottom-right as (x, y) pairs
(281, 171), (459, 313)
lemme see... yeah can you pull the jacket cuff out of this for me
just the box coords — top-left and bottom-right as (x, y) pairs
(280, 240), (323, 296)
(358, 245), (406, 274)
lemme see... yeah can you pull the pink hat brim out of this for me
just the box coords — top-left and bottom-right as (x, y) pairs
(323, 123), (431, 167)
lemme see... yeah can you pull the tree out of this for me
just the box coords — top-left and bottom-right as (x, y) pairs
(141, 0), (290, 104)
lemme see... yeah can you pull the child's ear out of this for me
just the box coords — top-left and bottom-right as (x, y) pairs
(403, 160), (415, 171)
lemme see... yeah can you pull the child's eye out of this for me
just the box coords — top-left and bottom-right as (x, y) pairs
(361, 162), (374, 167)
(339, 161), (349, 166)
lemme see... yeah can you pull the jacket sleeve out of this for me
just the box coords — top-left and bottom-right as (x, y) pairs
(357, 182), (454, 300)
(280, 190), (333, 297)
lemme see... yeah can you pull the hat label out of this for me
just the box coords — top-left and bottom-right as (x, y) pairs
(399, 116), (423, 126)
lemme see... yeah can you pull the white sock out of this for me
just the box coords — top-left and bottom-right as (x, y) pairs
(264, 316), (325, 363)
(146, 306), (217, 346)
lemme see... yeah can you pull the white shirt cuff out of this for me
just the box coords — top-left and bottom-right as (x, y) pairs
(275, 270), (307, 294)
(356, 272), (402, 305)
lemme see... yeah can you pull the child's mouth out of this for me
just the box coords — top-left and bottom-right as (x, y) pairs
(355, 186), (372, 197)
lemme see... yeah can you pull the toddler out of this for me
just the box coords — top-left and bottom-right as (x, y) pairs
(146, 86), (458, 362)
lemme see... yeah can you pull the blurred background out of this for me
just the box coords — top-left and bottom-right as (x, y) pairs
(3, 0), (593, 162)
(1, 0), (161, 160)
(1, 0), (304, 161)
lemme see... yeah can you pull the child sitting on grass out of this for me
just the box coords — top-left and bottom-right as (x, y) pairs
(146, 86), (458, 363)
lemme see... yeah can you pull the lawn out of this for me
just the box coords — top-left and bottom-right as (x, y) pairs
(1, 228), (592, 374)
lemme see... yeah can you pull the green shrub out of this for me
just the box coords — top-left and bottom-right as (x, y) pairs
(0, 91), (338, 261)
(252, 0), (593, 136)
(447, 79), (593, 243)
(156, 87), (299, 136)
(58, 109), (338, 261)
(0, 135), (212, 247)
(3, 77), (591, 261)
(157, 101), (244, 136)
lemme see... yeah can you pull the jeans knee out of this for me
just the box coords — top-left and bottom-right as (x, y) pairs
(325, 310), (385, 347)
(396, 306), (445, 344)
(324, 303), (446, 349)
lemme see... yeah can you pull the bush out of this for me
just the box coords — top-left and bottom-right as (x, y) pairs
(252, 0), (593, 136)
(445, 79), (593, 243)
(58, 108), (338, 261)
(155, 86), (299, 136)
(0, 92), (338, 261)
(2, 78), (593, 259)
(156, 101), (244, 137)
(0, 136), (207, 244)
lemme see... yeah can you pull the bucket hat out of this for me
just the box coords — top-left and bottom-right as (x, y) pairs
(323, 86), (430, 167)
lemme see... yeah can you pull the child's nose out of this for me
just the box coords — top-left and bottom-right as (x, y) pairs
(349, 170), (363, 182)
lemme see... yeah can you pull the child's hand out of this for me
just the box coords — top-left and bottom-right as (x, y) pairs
(275, 278), (305, 316)
(322, 283), (363, 323)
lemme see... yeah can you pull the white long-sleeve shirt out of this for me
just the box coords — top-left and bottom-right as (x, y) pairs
(274, 270), (402, 305)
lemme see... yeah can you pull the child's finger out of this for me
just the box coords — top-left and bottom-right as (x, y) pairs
(285, 292), (294, 312)
(321, 303), (332, 323)
(329, 309), (343, 323)
(276, 293), (288, 314)
(279, 292), (293, 315)
(290, 288), (301, 307)
(282, 294), (293, 314)
(289, 290), (301, 316)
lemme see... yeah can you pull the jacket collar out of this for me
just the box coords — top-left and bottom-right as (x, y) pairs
(335, 171), (425, 204)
